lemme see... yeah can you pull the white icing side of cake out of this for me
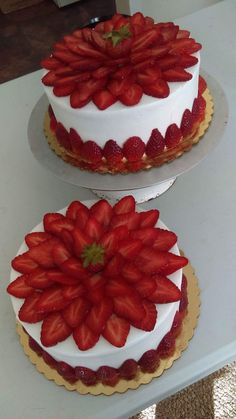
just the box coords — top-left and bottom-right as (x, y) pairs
(43, 53), (200, 145)
(10, 202), (182, 370)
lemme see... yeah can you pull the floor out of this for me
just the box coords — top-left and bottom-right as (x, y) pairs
(0, 0), (115, 83)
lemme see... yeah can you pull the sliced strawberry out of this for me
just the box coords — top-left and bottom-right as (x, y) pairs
(55, 122), (71, 150)
(36, 286), (70, 313)
(103, 254), (124, 277)
(42, 71), (58, 86)
(119, 83), (143, 106)
(96, 365), (119, 386)
(170, 38), (202, 55)
(46, 217), (74, 236)
(103, 314), (130, 347)
(75, 366), (97, 385)
(52, 242), (71, 267)
(46, 269), (79, 285)
(85, 216), (104, 241)
(121, 262), (142, 283)
(105, 278), (133, 297)
(91, 31), (107, 52)
(61, 257), (88, 280)
(52, 41), (67, 52)
(146, 128), (165, 158)
(53, 84), (75, 97)
(86, 298), (113, 334)
(165, 123), (182, 149)
(130, 11), (145, 27)
(7, 275), (34, 298)
(103, 139), (124, 164)
(132, 301), (157, 331)
(160, 24), (179, 43)
(180, 109), (194, 136)
(92, 66), (113, 79)
(161, 252), (188, 275)
(139, 349), (160, 373)
(113, 294), (145, 323)
(69, 128), (83, 153)
(12, 252), (39, 274)
(25, 232), (52, 248)
(70, 89), (91, 108)
(139, 209), (159, 228)
(130, 227), (157, 246)
(163, 66), (192, 82)
(135, 247), (168, 274)
(41, 57), (61, 70)
(26, 268), (54, 289)
(41, 312), (71, 347)
(136, 67), (161, 86)
(85, 273), (107, 293)
(143, 79), (169, 98)
(177, 54), (198, 68)
(149, 45), (170, 59)
(198, 75), (207, 95)
(73, 227), (91, 257)
(62, 297), (91, 328)
(67, 40), (106, 60)
(118, 239), (142, 259)
(93, 89), (116, 110)
(54, 65), (77, 77)
(62, 283), (85, 300)
(177, 29), (190, 39)
(66, 200), (89, 222)
(53, 48), (78, 64)
(80, 140), (103, 164)
(113, 195), (135, 215)
(81, 28), (93, 43)
(18, 292), (47, 323)
(132, 28), (160, 53)
(119, 359), (138, 380)
(90, 199), (113, 227)
(156, 55), (179, 70)
(60, 229), (74, 253)
(112, 65), (132, 80)
(153, 228), (177, 251)
(43, 212), (65, 233)
(107, 78), (130, 97)
(148, 274), (181, 303)
(110, 212), (141, 231)
(87, 286), (105, 304)
(73, 323), (99, 350)
(135, 276), (157, 298)
(70, 58), (101, 71)
(133, 58), (156, 72)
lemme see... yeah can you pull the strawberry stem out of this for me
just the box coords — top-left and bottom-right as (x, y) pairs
(103, 25), (131, 47)
(81, 243), (105, 268)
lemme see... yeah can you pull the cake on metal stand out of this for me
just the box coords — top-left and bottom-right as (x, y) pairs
(28, 73), (227, 203)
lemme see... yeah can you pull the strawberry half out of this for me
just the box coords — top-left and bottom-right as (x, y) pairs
(73, 323), (100, 350)
(7, 275), (34, 298)
(86, 298), (113, 334)
(148, 274), (181, 303)
(12, 252), (39, 274)
(62, 297), (91, 328)
(36, 286), (70, 313)
(102, 314), (130, 347)
(41, 312), (71, 347)
(19, 292), (47, 323)
(131, 301), (157, 331)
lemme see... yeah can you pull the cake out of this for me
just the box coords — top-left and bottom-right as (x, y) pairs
(41, 12), (208, 174)
(7, 196), (189, 388)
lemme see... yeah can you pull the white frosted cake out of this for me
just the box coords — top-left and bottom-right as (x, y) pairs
(8, 197), (188, 386)
(41, 12), (207, 174)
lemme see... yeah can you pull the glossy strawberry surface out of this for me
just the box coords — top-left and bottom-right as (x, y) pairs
(8, 197), (188, 350)
(41, 13), (201, 109)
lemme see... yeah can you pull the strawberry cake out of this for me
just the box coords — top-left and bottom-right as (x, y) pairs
(41, 12), (209, 174)
(8, 196), (189, 387)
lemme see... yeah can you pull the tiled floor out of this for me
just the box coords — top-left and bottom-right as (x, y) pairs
(0, 0), (115, 83)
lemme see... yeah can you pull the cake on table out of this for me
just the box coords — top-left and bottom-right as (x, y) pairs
(7, 196), (189, 389)
(41, 12), (210, 174)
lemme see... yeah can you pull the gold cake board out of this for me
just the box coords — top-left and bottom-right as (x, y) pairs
(16, 258), (200, 396)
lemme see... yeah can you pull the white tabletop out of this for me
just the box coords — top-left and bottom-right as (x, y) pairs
(1, 1), (236, 418)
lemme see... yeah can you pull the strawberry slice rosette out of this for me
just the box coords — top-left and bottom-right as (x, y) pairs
(8, 196), (188, 353)
(41, 12), (201, 109)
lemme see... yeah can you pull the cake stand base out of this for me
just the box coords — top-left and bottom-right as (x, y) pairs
(91, 177), (176, 203)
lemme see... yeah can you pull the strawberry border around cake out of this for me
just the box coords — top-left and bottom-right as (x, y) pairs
(15, 259), (200, 395)
(9, 201), (182, 371)
(43, 87), (213, 174)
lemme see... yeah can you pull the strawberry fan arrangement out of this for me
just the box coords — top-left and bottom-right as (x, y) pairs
(8, 197), (188, 351)
(41, 12), (202, 110)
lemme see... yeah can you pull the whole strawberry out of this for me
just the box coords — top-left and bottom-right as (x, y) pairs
(123, 136), (145, 162)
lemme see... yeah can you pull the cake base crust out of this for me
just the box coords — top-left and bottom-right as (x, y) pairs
(16, 257), (200, 395)
(44, 88), (213, 174)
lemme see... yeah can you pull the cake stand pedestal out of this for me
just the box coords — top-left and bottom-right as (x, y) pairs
(91, 178), (176, 203)
(28, 72), (227, 203)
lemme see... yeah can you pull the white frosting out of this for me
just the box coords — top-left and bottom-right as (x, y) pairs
(43, 53), (200, 145)
(10, 202), (182, 370)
